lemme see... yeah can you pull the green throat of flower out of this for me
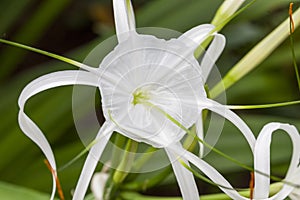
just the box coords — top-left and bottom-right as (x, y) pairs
(132, 88), (151, 106)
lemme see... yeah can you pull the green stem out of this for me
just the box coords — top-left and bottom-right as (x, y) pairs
(122, 167), (172, 191)
(131, 147), (157, 172)
(227, 100), (300, 110)
(111, 134), (127, 169)
(58, 139), (98, 171)
(0, 38), (96, 73)
(113, 139), (139, 184)
(120, 182), (283, 200)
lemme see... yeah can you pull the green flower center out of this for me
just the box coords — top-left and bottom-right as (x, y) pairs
(132, 88), (151, 105)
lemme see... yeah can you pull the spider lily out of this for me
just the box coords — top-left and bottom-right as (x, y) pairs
(16, 0), (300, 200)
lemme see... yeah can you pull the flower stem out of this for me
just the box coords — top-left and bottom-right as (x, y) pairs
(122, 167), (172, 191)
(58, 139), (98, 171)
(0, 38), (97, 73)
(227, 100), (300, 110)
(113, 139), (138, 184)
(120, 182), (283, 200)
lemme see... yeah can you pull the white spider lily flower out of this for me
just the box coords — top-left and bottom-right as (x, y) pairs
(17, 0), (262, 200)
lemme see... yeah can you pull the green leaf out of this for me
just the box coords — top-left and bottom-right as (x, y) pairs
(0, 181), (56, 200)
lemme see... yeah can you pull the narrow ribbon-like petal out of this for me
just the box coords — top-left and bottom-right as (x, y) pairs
(178, 24), (214, 49)
(200, 98), (256, 151)
(113, 0), (136, 43)
(201, 34), (226, 82)
(289, 171), (300, 200)
(18, 112), (57, 200)
(168, 144), (248, 200)
(72, 122), (115, 200)
(18, 70), (100, 199)
(19, 70), (100, 107)
(165, 145), (199, 200)
(254, 123), (300, 199)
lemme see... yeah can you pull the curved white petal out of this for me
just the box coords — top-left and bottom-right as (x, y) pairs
(18, 70), (100, 199)
(168, 144), (247, 200)
(18, 111), (57, 200)
(165, 144), (199, 200)
(178, 24), (215, 49)
(289, 172), (300, 200)
(18, 70), (100, 108)
(254, 123), (300, 199)
(200, 98), (256, 152)
(201, 34), (226, 82)
(72, 122), (115, 200)
(113, 0), (136, 43)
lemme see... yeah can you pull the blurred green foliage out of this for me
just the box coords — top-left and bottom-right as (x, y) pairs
(0, 0), (299, 199)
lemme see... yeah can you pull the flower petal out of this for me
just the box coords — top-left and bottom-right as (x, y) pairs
(254, 123), (300, 199)
(168, 144), (247, 200)
(113, 0), (136, 43)
(200, 98), (256, 151)
(18, 70), (100, 199)
(178, 24), (214, 49)
(18, 111), (57, 200)
(201, 34), (226, 82)
(289, 171), (300, 200)
(19, 70), (99, 108)
(165, 145), (199, 200)
(72, 122), (115, 200)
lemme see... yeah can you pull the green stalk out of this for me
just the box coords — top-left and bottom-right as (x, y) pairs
(131, 147), (156, 172)
(120, 182), (283, 200)
(122, 167), (172, 191)
(113, 139), (139, 184)
(0, 39), (90, 70)
(227, 100), (300, 110)
(58, 139), (98, 171)
(111, 134), (127, 169)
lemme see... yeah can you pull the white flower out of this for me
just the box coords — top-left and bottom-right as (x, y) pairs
(20, 0), (296, 200)
(17, 0), (256, 199)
